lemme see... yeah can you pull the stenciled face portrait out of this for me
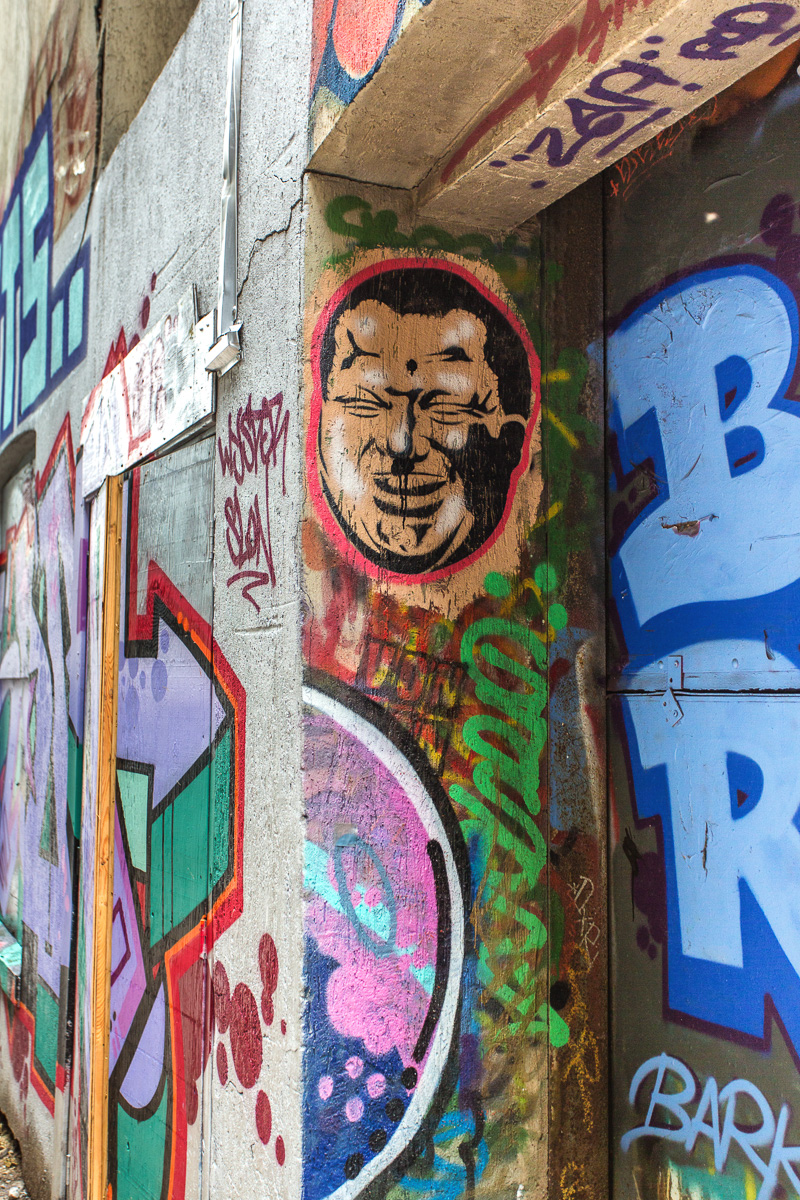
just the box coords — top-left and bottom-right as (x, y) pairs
(310, 263), (539, 578)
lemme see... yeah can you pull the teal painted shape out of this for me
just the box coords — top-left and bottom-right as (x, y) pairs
(665, 1157), (749, 1199)
(1, 197), (19, 433)
(34, 982), (59, 1083)
(118, 768), (149, 873)
(150, 815), (163, 946)
(0, 921), (20, 1002)
(210, 728), (230, 886)
(67, 265), (84, 356)
(20, 131), (49, 414)
(116, 1079), (168, 1200)
(50, 299), (63, 375)
(150, 732), (232, 947)
(168, 765), (208, 932)
(304, 839), (394, 943)
(68, 726), (82, 838)
(304, 839), (342, 912)
(163, 804), (173, 931)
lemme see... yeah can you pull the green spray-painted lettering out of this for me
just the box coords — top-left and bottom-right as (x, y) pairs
(451, 582), (569, 1048)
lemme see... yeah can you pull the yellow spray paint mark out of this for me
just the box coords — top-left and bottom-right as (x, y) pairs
(523, 579), (544, 607)
(531, 501), (563, 530)
(543, 406), (580, 447)
(543, 369), (571, 382)
(745, 1168), (757, 1200)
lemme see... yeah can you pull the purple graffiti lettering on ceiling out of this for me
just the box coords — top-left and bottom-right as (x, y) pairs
(484, 5), (800, 192)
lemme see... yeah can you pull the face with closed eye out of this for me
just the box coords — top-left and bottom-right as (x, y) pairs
(317, 299), (527, 573)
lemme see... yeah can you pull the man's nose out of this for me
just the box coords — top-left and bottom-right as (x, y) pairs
(384, 390), (422, 458)
(388, 406), (413, 456)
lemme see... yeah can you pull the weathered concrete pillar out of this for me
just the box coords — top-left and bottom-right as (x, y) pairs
(295, 169), (607, 1197)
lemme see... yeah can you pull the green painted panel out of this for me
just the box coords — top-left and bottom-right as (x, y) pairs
(168, 764), (209, 931)
(150, 816), (163, 946)
(117, 768), (148, 873)
(149, 732), (233, 944)
(210, 729), (231, 887)
(34, 982), (59, 1082)
(163, 805), (173, 933)
(115, 1080), (168, 1200)
(68, 725), (82, 837)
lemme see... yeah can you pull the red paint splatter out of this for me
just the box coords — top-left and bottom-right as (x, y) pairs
(259, 933), (278, 1026)
(150, 272), (157, 292)
(179, 957), (212, 1126)
(20, 1063), (28, 1102)
(217, 1041), (228, 1086)
(255, 1090), (272, 1145)
(281, 1020), (286, 1036)
(229, 982), (262, 1089)
(275, 1135), (285, 1166)
(10, 1019), (28, 1082)
(141, 295), (151, 330)
(214, 961), (231, 1033)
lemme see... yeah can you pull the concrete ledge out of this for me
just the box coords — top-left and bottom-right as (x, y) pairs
(309, 0), (800, 232)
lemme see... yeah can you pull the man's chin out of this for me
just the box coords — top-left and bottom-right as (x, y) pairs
(320, 475), (477, 574)
(356, 515), (472, 575)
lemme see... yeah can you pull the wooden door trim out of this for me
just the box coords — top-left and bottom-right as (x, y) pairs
(87, 474), (123, 1200)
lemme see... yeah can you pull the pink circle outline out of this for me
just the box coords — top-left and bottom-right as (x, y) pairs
(307, 256), (542, 584)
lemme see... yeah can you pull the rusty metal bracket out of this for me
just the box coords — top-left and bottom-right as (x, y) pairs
(662, 654), (684, 727)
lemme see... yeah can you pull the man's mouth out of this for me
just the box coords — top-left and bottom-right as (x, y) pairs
(372, 472), (449, 519)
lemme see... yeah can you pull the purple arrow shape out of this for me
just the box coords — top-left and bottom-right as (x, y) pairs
(117, 618), (225, 808)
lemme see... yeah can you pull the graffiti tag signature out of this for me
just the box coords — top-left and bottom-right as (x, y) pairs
(217, 392), (289, 612)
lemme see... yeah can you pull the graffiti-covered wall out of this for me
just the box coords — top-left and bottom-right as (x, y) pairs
(607, 52), (800, 1200)
(0, 1), (308, 1198)
(300, 176), (606, 1199)
(7, 0), (797, 1197)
